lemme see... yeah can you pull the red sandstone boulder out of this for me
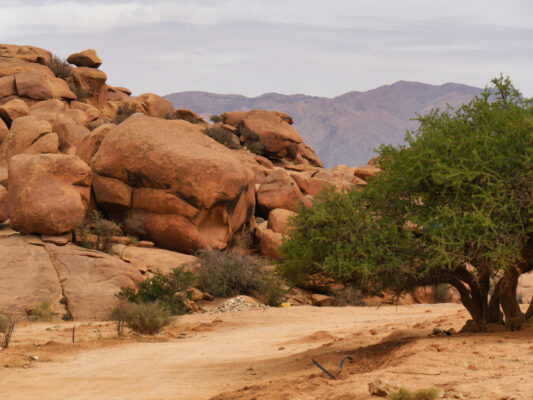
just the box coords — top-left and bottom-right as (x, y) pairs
(67, 49), (102, 68)
(267, 208), (296, 235)
(257, 169), (307, 215)
(76, 123), (114, 164)
(353, 164), (381, 181)
(14, 71), (75, 100)
(176, 108), (206, 124)
(29, 98), (68, 116)
(0, 115), (58, 165)
(8, 153), (91, 234)
(0, 185), (8, 222)
(136, 93), (175, 118)
(70, 101), (100, 122)
(256, 225), (282, 259)
(0, 118), (7, 143)
(0, 98), (29, 126)
(0, 44), (51, 64)
(0, 75), (16, 99)
(91, 114), (256, 253)
(71, 67), (107, 107)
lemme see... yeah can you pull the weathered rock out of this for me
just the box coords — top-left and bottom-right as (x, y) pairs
(112, 245), (198, 275)
(41, 232), (72, 246)
(0, 185), (8, 222)
(75, 123), (114, 164)
(71, 67), (107, 107)
(0, 98), (30, 126)
(257, 169), (306, 215)
(8, 154), (91, 234)
(297, 142), (324, 168)
(221, 111), (246, 127)
(311, 293), (336, 307)
(256, 225), (282, 259)
(137, 240), (155, 248)
(353, 164), (381, 182)
(0, 235), (63, 315)
(176, 109), (206, 124)
(0, 117), (8, 143)
(45, 243), (144, 320)
(233, 151), (275, 185)
(135, 93), (175, 118)
(106, 85), (131, 101)
(70, 101), (100, 122)
(101, 99), (144, 121)
(49, 113), (90, 153)
(267, 208), (296, 235)
(67, 49), (102, 68)
(91, 114), (255, 253)
(14, 71), (75, 100)
(0, 75), (16, 99)
(29, 98), (67, 116)
(0, 115), (58, 165)
(368, 379), (396, 397)
(0, 44), (52, 64)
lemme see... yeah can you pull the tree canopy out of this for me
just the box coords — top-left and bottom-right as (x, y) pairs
(278, 77), (533, 331)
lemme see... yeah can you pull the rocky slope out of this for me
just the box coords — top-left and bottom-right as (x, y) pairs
(165, 82), (481, 167)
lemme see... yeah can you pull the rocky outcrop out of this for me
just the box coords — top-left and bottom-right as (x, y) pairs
(0, 185), (8, 222)
(176, 108), (206, 124)
(257, 169), (309, 215)
(256, 224), (282, 259)
(136, 93), (175, 118)
(14, 70), (75, 100)
(91, 114), (256, 253)
(8, 154), (91, 234)
(67, 49), (102, 68)
(111, 245), (198, 275)
(71, 67), (107, 107)
(0, 98), (29, 126)
(267, 208), (296, 235)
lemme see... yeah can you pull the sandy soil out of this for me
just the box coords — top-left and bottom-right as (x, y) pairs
(0, 304), (532, 400)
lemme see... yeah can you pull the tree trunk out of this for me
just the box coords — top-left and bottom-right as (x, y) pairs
(499, 267), (524, 331)
(487, 278), (504, 324)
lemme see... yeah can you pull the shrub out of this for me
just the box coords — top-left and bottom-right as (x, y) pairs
(210, 114), (223, 123)
(114, 104), (138, 124)
(117, 267), (197, 315)
(128, 235), (139, 246)
(433, 284), (451, 303)
(46, 54), (72, 79)
(164, 112), (178, 120)
(0, 314), (16, 349)
(229, 228), (254, 251)
(30, 299), (58, 322)
(68, 83), (89, 102)
(240, 126), (264, 155)
(203, 126), (241, 150)
(388, 387), (440, 400)
(260, 276), (286, 307)
(335, 286), (363, 306)
(115, 302), (170, 335)
(76, 210), (121, 253)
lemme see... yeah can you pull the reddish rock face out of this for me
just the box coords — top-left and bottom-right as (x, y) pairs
(14, 71), (75, 100)
(176, 108), (206, 124)
(0, 98), (29, 126)
(267, 208), (297, 235)
(135, 93), (175, 118)
(0, 118), (8, 143)
(67, 49), (102, 68)
(256, 225), (282, 259)
(0, 185), (8, 222)
(8, 153), (91, 235)
(257, 169), (306, 215)
(91, 114), (256, 253)
(71, 67), (107, 107)
(0, 44), (52, 64)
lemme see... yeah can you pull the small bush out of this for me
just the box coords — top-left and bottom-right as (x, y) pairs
(46, 54), (72, 79)
(76, 210), (121, 253)
(210, 114), (223, 123)
(115, 104), (138, 124)
(0, 314), (16, 349)
(204, 126), (241, 150)
(240, 126), (264, 155)
(517, 292), (523, 304)
(260, 277), (286, 307)
(117, 267), (197, 315)
(68, 83), (89, 101)
(115, 302), (170, 335)
(128, 235), (139, 246)
(229, 229), (254, 251)
(30, 299), (58, 322)
(388, 387), (440, 400)
(335, 286), (363, 306)
(164, 112), (178, 120)
(432, 284), (451, 303)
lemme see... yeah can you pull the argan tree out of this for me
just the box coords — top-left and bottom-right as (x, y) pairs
(279, 77), (533, 331)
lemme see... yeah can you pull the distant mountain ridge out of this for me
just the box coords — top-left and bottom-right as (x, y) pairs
(164, 81), (481, 167)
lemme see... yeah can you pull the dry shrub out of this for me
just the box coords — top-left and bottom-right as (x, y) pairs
(112, 302), (170, 335)
(240, 126), (264, 155)
(204, 126), (241, 150)
(115, 104), (138, 124)
(388, 387), (440, 400)
(0, 314), (16, 348)
(29, 299), (58, 322)
(209, 114), (223, 123)
(46, 54), (72, 79)
(432, 284), (451, 303)
(76, 210), (122, 253)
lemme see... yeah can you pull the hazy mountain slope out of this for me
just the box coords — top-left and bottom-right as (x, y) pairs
(165, 81), (481, 167)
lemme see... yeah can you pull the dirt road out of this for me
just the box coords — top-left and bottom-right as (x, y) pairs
(1, 304), (531, 399)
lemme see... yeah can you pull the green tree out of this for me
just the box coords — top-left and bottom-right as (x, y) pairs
(279, 76), (533, 331)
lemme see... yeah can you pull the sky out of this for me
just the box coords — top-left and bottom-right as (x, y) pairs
(1, 0), (532, 98)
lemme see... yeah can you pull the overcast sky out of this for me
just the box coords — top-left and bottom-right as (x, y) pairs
(1, 0), (532, 97)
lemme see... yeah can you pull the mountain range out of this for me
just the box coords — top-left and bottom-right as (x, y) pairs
(164, 81), (482, 167)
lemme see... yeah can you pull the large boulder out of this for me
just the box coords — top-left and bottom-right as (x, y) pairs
(0, 44), (52, 64)
(0, 75), (16, 99)
(0, 98), (29, 126)
(91, 114), (256, 253)
(0, 115), (58, 165)
(106, 85), (131, 101)
(0, 117), (8, 143)
(76, 123), (114, 164)
(71, 67), (107, 107)
(111, 245), (198, 275)
(0, 185), (8, 222)
(267, 208), (296, 235)
(257, 168), (308, 215)
(135, 93), (175, 118)
(67, 49), (102, 68)
(256, 225), (282, 259)
(176, 109), (206, 124)
(14, 71), (75, 100)
(8, 154), (91, 234)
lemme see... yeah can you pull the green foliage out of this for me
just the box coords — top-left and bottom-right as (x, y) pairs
(46, 54), (72, 79)
(128, 235), (139, 246)
(76, 211), (121, 253)
(279, 77), (533, 327)
(203, 126), (241, 150)
(0, 314), (16, 348)
(114, 104), (138, 124)
(388, 387), (440, 400)
(197, 250), (285, 305)
(209, 114), (223, 123)
(30, 299), (58, 322)
(117, 267), (197, 315)
(112, 302), (170, 335)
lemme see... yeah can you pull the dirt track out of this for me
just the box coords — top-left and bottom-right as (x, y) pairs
(1, 304), (532, 399)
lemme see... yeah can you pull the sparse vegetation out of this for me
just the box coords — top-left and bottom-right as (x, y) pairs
(0, 314), (16, 349)
(76, 210), (122, 253)
(210, 114), (223, 123)
(68, 83), (89, 101)
(335, 286), (363, 306)
(112, 302), (171, 335)
(240, 126), (264, 155)
(46, 54), (72, 79)
(203, 126), (241, 149)
(128, 235), (139, 246)
(229, 228), (254, 251)
(432, 284), (451, 303)
(388, 387), (440, 400)
(164, 112), (178, 120)
(29, 299), (58, 322)
(117, 267), (197, 315)
(114, 103), (138, 124)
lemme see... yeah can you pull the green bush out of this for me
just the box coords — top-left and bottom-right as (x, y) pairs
(203, 126), (241, 150)
(388, 387), (439, 400)
(114, 104), (138, 124)
(112, 302), (170, 335)
(30, 299), (58, 322)
(46, 54), (72, 79)
(240, 126), (264, 155)
(76, 211), (121, 253)
(117, 267), (197, 315)
(0, 314), (16, 349)
(210, 114), (223, 123)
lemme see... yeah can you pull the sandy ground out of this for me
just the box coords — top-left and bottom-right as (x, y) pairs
(0, 304), (532, 400)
